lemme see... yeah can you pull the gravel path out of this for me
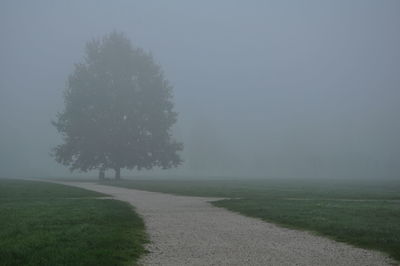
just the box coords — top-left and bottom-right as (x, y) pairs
(59, 182), (394, 266)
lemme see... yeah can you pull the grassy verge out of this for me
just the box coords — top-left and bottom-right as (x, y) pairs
(0, 179), (147, 266)
(102, 178), (400, 262)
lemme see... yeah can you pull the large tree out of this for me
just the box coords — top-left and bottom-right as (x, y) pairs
(53, 32), (183, 179)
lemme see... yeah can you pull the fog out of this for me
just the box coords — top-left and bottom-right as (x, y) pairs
(1, 0), (399, 179)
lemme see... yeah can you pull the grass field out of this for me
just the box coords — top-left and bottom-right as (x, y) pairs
(102, 177), (400, 262)
(0, 179), (148, 266)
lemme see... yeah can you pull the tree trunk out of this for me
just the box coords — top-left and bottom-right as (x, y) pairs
(115, 167), (121, 180)
(98, 168), (105, 180)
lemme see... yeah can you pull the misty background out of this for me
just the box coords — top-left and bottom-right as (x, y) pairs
(1, 0), (399, 179)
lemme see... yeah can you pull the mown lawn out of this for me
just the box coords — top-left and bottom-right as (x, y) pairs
(0, 179), (147, 266)
(102, 178), (400, 262)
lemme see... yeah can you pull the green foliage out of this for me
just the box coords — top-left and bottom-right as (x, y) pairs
(215, 198), (400, 262)
(104, 178), (400, 262)
(0, 179), (103, 199)
(0, 179), (148, 266)
(53, 32), (183, 175)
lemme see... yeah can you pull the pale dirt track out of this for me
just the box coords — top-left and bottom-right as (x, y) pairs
(57, 182), (395, 266)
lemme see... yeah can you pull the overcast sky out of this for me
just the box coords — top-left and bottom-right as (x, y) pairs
(1, 0), (399, 178)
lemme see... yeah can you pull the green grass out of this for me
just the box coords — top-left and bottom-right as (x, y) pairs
(102, 178), (400, 262)
(0, 179), (148, 266)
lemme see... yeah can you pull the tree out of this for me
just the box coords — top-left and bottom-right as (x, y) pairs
(52, 32), (183, 179)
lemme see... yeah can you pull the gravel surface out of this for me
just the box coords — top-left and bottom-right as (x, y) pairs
(59, 182), (395, 266)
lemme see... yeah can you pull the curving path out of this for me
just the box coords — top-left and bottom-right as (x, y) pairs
(57, 182), (395, 266)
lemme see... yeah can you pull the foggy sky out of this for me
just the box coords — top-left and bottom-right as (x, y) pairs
(1, 0), (399, 178)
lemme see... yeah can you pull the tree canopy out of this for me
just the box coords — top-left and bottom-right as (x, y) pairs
(53, 32), (183, 179)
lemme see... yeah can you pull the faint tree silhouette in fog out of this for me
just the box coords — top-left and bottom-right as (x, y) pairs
(52, 32), (183, 179)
